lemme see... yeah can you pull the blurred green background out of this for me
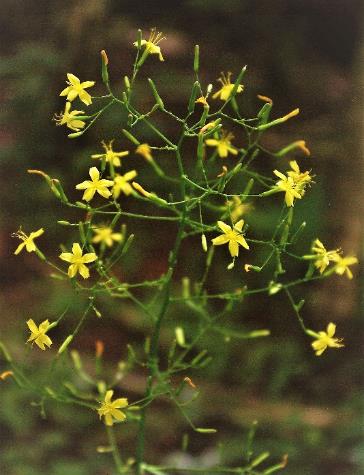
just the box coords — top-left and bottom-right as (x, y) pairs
(0, 1), (363, 474)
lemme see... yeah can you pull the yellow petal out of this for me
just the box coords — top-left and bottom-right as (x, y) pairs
(59, 252), (74, 263)
(234, 220), (244, 232)
(228, 240), (239, 257)
(111, 409), (126, 421)
(78, 264), (90, 279)
(68, 264), (78, 278)
(72, 243), (82, 257)
(211, 235), (230, 245)
(217, 221), (232, 234)
(326, 322), (336, 338)
(82, 252), (97, 263)
(30, 228), (44, 239)
(113, 398), (128, 409)
(27, 319), (38, 334)
(96, 187), (112, 199)
(105, 390), (114, 403)
(89, 167), (100, 182)
(104, 414), (114, 426)
(236, 235), (249, 250)
(83, 188), (96, 202)
(14, 242), (26, 255)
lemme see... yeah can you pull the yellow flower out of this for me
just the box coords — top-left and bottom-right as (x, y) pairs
(59, 73), (95, 106)
(13, 228), (44, 255)
(54, 102), (86, 131)
(92, 226), (123, 247)
(27, 319), (53, 351)
(205, 131), (238, 158)
(311, 322), (344, 356)
(113, 170), (138, 198)
(98, 390), (128, 426)
(134, 28), (165, 61)
(59, 243), (97, 279)
(136, 143), (153, 161)
(332, 254), (358, 279)
(287, 160), (312, 194)
(273, 160), (311, 207)
(212, 72), (244, 101)
(91, 140), (129, 167)
(273, 170), (302, 207)
(211, 220), (249, 257)
(311, 239), (340, 274)
(76, 167), (114, 202)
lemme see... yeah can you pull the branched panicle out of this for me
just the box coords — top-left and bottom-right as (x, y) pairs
(4, 28), (358, 475)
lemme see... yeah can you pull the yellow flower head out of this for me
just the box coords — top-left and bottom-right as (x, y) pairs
(287, 160), (312, 192)
(311, 322), (344, 356)
(92, 225), (123, 247)
(113, 170), (138, 198)
(273, 162), (311, 207)
(13, 228), (44, 255)
(136, 143), (153, 162)
(211, 220), (249, 257)
(54, 102), (86, 131)
(273, 171), (301, 207)
(76, 167), (114, 202)
(332, 254), (358, 280)
(91, 140), (129, 167)
(205, 131), (238, 158)
(59, 243), (97, 279)
(311, 239), (340, 274)
(60, 73), (95, 106)
(134, 28), (165, 61)
(98, 390), (128, 426)
(27, 319), (53, 351)
(212, 72), (244, 101)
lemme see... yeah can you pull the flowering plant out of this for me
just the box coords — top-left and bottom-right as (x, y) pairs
(1, 29), (358, 475)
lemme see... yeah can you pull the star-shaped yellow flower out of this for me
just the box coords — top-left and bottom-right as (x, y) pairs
(60, 73), (95, 106)
(91, 140), (129, 167)
(113, 170), (138, 198)
(311, 239), (340, 274)
(92, 226), (123, 247)
(311, 322), (344, 356)
(205, 131), (238, 158)
(98, 390), (128, 426)
(332, 254), (358, 279)
(136, 143), (153, 162)
(273, 161), (312, 206)
(287, 160), (312, 194)
(54, 102), (86, 131)
(27, 319), (53, 351)
(211, 220), (249, 257)
(59, 243), (97, 279)
(273, 170), (302, 207)
(212, 72), (244, 101)
(13, 228), (44, 255)
(76, 167), (114, 202)
(134, 28), (165, 61)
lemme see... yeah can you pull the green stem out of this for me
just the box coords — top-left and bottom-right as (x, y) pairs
(107, 425), (123, 473)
